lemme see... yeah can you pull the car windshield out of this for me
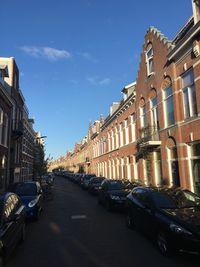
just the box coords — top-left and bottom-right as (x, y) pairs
(151, 192), (177, 209)
(15, 183), (37, 196)
(92, 178), (104, 184)
(85, 176), (94, 180)
(108, 181), (122, 190)
(122, 182), (134, 189)
(152, 189), (200, 209)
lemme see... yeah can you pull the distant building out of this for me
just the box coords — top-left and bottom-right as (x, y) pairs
(21, 105), (35, 181)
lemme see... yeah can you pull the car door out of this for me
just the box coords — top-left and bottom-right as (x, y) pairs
(11, 194), (25, 242)
(36, 182), (43, 209)
(136, 190), (156, 236)
(128, 188), (146, 228)
(1, 195), (19, 256)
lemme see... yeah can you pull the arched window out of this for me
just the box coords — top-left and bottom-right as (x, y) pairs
(146, 44), (154, 76)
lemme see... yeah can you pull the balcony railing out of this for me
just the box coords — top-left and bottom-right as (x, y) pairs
(137, 125), (161, 147)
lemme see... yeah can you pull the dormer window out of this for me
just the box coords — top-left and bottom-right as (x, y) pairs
(146, 44), (154, 76)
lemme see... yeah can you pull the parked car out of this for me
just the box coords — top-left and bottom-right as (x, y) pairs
(98, 179), (130, 211)
(0, 192), (26, 265)
(8, 181), (43, 220)
(88, 177), (105, 195)
(81, 174), (96, 189)
(126, 186), (200, 256)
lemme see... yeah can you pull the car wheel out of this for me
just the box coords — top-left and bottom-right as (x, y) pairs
(126, 211), (135, 229)
(157, 230), (171, 256)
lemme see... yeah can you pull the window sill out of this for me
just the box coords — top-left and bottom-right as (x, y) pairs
(145, 72), (155, 83)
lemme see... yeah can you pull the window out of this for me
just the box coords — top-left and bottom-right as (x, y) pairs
(120, 123), (123, 147)
(0, 108), (3, 143)
(146, 44), (154, 76)
(124, 119), (129, 145)
(151, 96), (159, 129)
(131, 113), (136, 142)
(2, 114), (8, 146)
(190, 143), (200, 195)
(115, 127), (119, 148)
(140, 105), (146, 128)
(182, 69), (197, 119)
(164, 86), (175, 126)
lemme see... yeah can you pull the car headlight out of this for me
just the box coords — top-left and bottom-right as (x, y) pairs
(170, 223), (192, 235)
(110, 195), (120, 200)
(28, 199), (38, 208)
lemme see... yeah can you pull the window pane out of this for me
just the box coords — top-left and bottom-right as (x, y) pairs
(147, 47), (153, 58)
(191, 143), (200, 157)
(183, 88), (190, 118)
(166, 96), (175, 125)
(165, 86), (172, 98)
(149, 59), (154, 73)
(191, 85), (197, 116)
(152, 96), (157, 107)
(132, 113), (136, 122)
(182, 69), (194, 88)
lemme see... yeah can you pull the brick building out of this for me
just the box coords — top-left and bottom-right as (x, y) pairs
(21, 105), (35, 181)
(0, 57), (38, 185)
(0, 64), (13, 192)
(50, 0), (200, 194)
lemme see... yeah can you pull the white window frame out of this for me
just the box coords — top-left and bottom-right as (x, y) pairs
(182, 69), (197, 119)
(150, 96), (158, 129)
(146, 44), (154, 76)
(163, 86), (175, 127)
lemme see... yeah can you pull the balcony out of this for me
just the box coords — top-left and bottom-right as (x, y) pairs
(137, 125), (161, 148)
(12, 120), (24, 139)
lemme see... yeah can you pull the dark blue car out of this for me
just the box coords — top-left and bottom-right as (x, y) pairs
(8, 181), (43, 220)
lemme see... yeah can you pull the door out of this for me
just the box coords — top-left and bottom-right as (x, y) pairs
(1, 196), (19, 256)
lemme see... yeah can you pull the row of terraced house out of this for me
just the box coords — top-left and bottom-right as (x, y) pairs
(49, 1), (200, 195)
(0, 57), (44, 193)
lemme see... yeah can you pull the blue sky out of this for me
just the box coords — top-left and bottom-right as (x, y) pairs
(1, 0), (192, 159)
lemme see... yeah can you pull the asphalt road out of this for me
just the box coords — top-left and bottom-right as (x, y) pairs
(6, 176), (200, 267)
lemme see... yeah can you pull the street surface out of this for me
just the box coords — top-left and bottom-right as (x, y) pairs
(6, 176), (199, 267)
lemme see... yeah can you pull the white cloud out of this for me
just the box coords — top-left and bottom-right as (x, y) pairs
(77, 52), (97, 62)
(20, 46), (72, 61)
(87, 76), (111, 86)
(99, 78), (111, 85)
